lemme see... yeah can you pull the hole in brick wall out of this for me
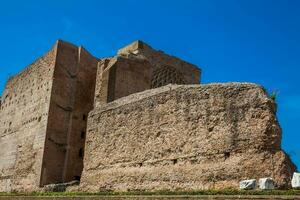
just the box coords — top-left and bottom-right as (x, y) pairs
(79, 148), (84, 158)
(81, 131), (85, 139)
(38, 116), (42, 122)
(208, 127), (214, 132)
(172, 159), (178, 165)
(74, 176), (81, 181)
(224, 152), (230, 160)
(138, 163), (143, 167)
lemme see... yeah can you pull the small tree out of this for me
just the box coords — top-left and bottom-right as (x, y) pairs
(270, 90), (279, 101)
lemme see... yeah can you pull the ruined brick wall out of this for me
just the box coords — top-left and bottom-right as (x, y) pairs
(109, 56), (152, 102)
(94, 55), (153, 106)
(40, 41), (80, 186)
(0, 40), (98, 192)
(41, 41), (98, 186)
(80, 83), (295, 192)
(0, 45), (57, 192)
(94, 41), (201, 106)
(93, 58), (112, 106)
(3, 40), (293, 193)
(117, 41), (201, 85)
(61, 46), (98, 183)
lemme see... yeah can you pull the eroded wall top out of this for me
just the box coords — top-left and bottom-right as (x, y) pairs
(94, 40), (202, 106)
(117, 40), (201, 85)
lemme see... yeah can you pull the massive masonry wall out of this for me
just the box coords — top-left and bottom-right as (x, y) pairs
(41, 41), (98, 186)
(117, 41), (201, 86)
(0, 45), (57, 192)
(0, 40), (98, 192)
(94, 41), (201, 106)
(0, 40), (203, 192)
(109, 56), (152, 102)
(80, 83), (296, 192)
(94, 55), (153, 106)
(61, 45), (98, 183)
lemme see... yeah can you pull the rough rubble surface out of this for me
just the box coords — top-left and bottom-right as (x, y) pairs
(78, 83), (296, 192)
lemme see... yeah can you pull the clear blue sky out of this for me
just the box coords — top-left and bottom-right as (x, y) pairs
(0, 0), (299, 169)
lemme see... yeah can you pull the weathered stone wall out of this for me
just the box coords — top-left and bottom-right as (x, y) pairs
(40, 41), (80, 186)
(0, 44), (57, 192)
(94, 58), (112, 106)
(61, 46), (98, 183)
(94, 55), (153, 106)
(94, 41), (201, 106)
(41, 41), (98, 186)
(117, 41), (201, 85)
(80, 83), (296, 192)
(1, 40), (295, 193)
(110, 56), (152, 102)
(0, 40), (98, 192)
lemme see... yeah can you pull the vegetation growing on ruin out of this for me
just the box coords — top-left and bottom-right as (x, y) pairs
(269, 90), (279, 101)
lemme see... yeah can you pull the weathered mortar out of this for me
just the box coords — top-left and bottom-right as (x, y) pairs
(0, 44), (57, 192)
(117, 40), (200, 84)
(0, 40), (201, 192)
(94, 41), (201, 106)
(94, 56), (153, 106)
(0, 40), (296, 193)
(79, 83), (296, 192)
(40, 41), (98, 186)
(0, 40), (98, 192)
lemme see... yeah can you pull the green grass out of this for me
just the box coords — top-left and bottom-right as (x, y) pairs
(1, 189), (300, 197)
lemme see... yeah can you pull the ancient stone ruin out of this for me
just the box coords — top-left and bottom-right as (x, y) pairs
(0, 40), (296, 192)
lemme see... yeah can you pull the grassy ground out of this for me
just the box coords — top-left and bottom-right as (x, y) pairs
(0, 189), (300, 197)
